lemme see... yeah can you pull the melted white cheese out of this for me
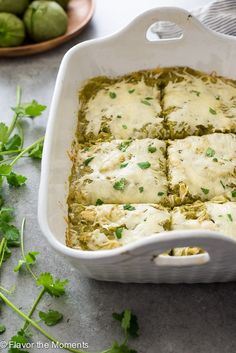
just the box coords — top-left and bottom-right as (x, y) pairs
(78, 139), (167, 204)
(164, 75), (236, 134)
(83, 204), (170, 249)
(84, 80), (162, 139)
(168, 133), (236, 201)
(172, 202), (236, 238)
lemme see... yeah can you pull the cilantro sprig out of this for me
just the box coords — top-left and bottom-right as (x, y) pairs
(0, 86), (141, 353)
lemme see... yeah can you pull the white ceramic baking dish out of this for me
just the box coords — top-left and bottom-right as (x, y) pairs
(38, 7), (236, 283)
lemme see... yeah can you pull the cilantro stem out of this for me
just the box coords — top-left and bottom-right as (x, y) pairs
(7, 86), (22, 139)
(0, 292), (89, 353)
(0, 238), (7, 269)
(17, 121), (24, 149)
(0, 285), (15, 295)
(22, 288), (45, 331)
(10, 136), (44, 167)
(0, 149), (22, 155)
(20, 218), (37, 281)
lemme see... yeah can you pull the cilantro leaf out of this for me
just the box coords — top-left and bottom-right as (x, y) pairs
(5, 134), (22, 151)
(28, 141), (43, 160)
(11, 333), (28, 344)
(0, 324), (6, 334)
(120, 163), (128, 169)
(148, 145), (157, 153)
(201, 187), (210, 195)
(36, 273), (69, 297)
(107, 342), (137, 353)
(0, 164), (12, 176)
(191, 90), (200, 96)
(141, 100), (151, 106)
(137, 162), (151, 169)
(0, 223), (20, 247)
(123, 204), (135, 211)
(8, 331), (30, 352)
(39, 310), (63, 326)
(0, 207), (14, 223)
(206, 147), (215, 157)
(112, 309), (139, 338)
(109, 92), (117, 99)
(12, 100), (46, 118)
(118, 141), (131, 152)
(95, 199), (104, 206)
(14, 251), (39, 272)
(139, 186), (144, 193)
(227, 213), (233, 222)
(0, 123), (8, 144)
(128, 89), (135, 94)
(83, 157), (94, 166)
(7, 172), (27, 187)
(113, 178), (127, 191)
(115, 227), (124, 239)
(209, 107), (217, 115)
(232, 190), (236, 197)
(158, 191), (165, 196)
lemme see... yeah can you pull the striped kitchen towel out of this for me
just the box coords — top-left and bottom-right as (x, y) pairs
(152, 0), (236, 38)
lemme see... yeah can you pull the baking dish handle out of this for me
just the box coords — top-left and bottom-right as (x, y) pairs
(126, 231), (236, 270)
(120, 7), (212, 43)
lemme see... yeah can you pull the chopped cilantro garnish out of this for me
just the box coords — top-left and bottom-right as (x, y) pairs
(201, 187), (209, 195)
(137, 162), (151, 169)
(148, 145), (157, 153)
(158, 192), (164, 196)
(120, 163), (128, 169)
(128, 89), (135, 94)
(215, 95), (220, 100)
(109, 91), (117, 99)
(191, 90), (200, 96)
(113, 178), (127, 191)
(145, 97), (153, 100)
(122, 125), (128, 129)
(83, 156), (94, 166)
(118, 141), (131, 152)
(213, 158), (218, 162)
(227, 214), (233, 222)
(115, 227), (124, 239)
(232, 190), (236, 197)
(209, 107), (217, 115)
(206, 147), (215, 157)
(116, 115), (122, 119)
(220, 180), (225, 189)
(141, 100), (151, 106)
(96, 199), (104, 206)
(139, 186), (144, 193)
(123, 204), (135, 211)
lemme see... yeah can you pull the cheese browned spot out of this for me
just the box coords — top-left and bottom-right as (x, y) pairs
(75, 139), (167, 205)
(84, 80), (163, 139)
(168, 133), (236, 203)
(164, 73), (236, 138)
(67, 204), (170, 250)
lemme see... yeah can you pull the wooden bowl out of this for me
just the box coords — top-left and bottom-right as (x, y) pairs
(0, 0), (95, 57)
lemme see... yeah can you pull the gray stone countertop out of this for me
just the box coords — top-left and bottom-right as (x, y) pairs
(1, 0), (236, 352)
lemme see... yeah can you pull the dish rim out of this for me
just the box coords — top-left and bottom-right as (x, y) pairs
(38, 6), (236, 261)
